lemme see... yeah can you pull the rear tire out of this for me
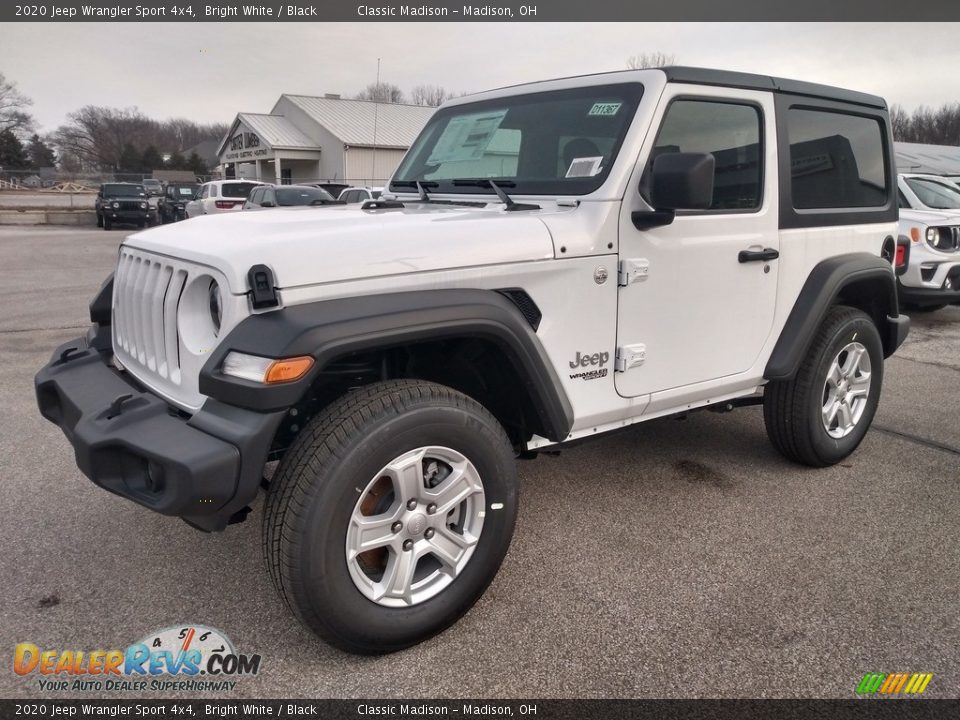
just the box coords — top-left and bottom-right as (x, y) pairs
(263, 379), (518, 654)
(764, 306), (883, 467)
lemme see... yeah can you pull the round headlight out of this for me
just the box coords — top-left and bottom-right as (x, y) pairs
(112, 201), (119, 209)
(926, 227), (940, 244)
(140, 201), (147, 209)
(208, 280), (222, 335)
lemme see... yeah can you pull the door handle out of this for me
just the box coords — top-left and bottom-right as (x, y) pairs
(738, 247), (779, 263)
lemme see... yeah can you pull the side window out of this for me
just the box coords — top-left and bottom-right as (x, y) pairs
(898, 190), (911, 209)
(649, 99), (763, 211)
(210, 185), (219, 198)
(264, 189), (276, 205)
(199, 185), (209, 199)
(787, 108), (887, 209)
(250, 188), (263, 204)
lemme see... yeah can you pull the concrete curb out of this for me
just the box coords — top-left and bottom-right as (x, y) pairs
(0, 210), (97, 226)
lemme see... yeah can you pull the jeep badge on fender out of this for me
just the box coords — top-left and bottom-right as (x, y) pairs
(35, 66), (909, 655)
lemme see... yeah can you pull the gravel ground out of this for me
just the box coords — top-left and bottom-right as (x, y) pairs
(2, 226), (958, 699)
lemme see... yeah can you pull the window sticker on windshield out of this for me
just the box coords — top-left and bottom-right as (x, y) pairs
(427, 110), (508, 165)
(588, 102), (622, 117)
(565, 156), (604, 178)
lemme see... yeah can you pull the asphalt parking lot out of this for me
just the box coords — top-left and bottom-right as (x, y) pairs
(2, 225), (959, 700)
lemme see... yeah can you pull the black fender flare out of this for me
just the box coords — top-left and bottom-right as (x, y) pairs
(764, 253), (907, 382)
(199, 289), (574, 442)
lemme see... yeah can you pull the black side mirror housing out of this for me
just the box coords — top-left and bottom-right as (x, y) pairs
(650, 152), (715, 211)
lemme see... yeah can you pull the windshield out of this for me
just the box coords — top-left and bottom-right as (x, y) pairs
(102, 184), (144, 197)
(906, 177), (960, 210)
(275, 186), (334, 205)
(221, 182), (259, 198)
(391, 83), (643, 196)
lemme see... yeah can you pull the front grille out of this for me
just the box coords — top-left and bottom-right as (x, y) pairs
(113, 248), (187, 383)
(117, 200), (143, 211)
(931, 226), (960, 252)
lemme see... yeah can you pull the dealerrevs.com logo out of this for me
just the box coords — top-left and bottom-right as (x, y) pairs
(14, 625), (261, 693)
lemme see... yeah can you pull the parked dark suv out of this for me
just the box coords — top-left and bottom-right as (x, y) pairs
(157, 182), (200, 224)
(96, 183), (151, 230)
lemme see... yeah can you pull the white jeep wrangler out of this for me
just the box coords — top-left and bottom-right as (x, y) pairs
(36, 67), (909, 654)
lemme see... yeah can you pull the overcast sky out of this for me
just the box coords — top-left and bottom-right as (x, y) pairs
(3, 22), (959, 132)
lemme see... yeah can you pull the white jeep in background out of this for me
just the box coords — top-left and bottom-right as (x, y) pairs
(897, 173), (960, 311)
(37, 67), (909, 654)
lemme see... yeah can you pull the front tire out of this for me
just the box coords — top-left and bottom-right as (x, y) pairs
(103, 217), (112, 230)
(263, 380), (518, 654)
(764, 306), (883, 467)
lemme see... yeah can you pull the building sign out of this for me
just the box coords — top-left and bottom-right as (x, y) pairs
(222, 128), (272, 162)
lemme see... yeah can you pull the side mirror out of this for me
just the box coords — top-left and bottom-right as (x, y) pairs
(649, 152), (715, 211)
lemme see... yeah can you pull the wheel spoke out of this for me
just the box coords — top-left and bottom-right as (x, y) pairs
(350, 512), (400, 554)
(384, 450), (426, 503)
(826, 361), (843, 388)
(428, 526), (476, 573)
(837, 401), (854, 431)
(377, 547), (418, 604)
(848, 373), (871, 398)
(425, 466), (480, 514)
(844, 346), (866, 376)
(822, 399), (840, 427)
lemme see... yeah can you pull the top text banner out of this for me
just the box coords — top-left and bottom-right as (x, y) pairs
(5, 0), (960, 21)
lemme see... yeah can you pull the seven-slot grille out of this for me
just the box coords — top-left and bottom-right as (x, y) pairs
(113, 248), (187, 384)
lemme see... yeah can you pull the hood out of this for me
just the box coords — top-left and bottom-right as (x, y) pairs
(900, 208), (960, 226)
(124, 202), (556, 293)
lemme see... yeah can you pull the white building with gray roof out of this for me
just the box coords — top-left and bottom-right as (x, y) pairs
(217, 94), (436, 186)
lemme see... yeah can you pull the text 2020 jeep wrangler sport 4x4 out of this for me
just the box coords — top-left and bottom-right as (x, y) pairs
(36, 67), (909, 654)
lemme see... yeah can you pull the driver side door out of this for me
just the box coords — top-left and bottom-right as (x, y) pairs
(615, 86), (780, 409)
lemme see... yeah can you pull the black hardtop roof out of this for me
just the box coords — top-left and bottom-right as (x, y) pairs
(662, 66), (887, 110)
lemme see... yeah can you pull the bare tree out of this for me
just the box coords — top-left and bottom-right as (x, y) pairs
(626, 52), (676, 70)
(889, 104), (910, 143)
(892, 102), (960, 145)
(355, 82), (406, 104)
(50, 105), (227, 171)
(0, 72), (35, 137)
(410, 84), (451, 107)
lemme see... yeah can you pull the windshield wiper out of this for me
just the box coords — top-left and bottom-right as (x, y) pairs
(391, 180), (438, 201)
(451, 179), (540, 212)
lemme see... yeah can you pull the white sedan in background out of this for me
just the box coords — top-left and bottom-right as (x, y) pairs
(185, 179), (264, 218)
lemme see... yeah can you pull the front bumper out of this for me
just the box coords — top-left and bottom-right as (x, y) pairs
(101, 209), (149, 222)
(898, 271), (960, 307)
(35, 334), (284, 531)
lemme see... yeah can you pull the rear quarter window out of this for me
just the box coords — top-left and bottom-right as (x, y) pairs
(787, 108), (887, 209)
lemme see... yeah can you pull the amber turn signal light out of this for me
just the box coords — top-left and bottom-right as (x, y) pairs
(264, 356), (315, 384)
